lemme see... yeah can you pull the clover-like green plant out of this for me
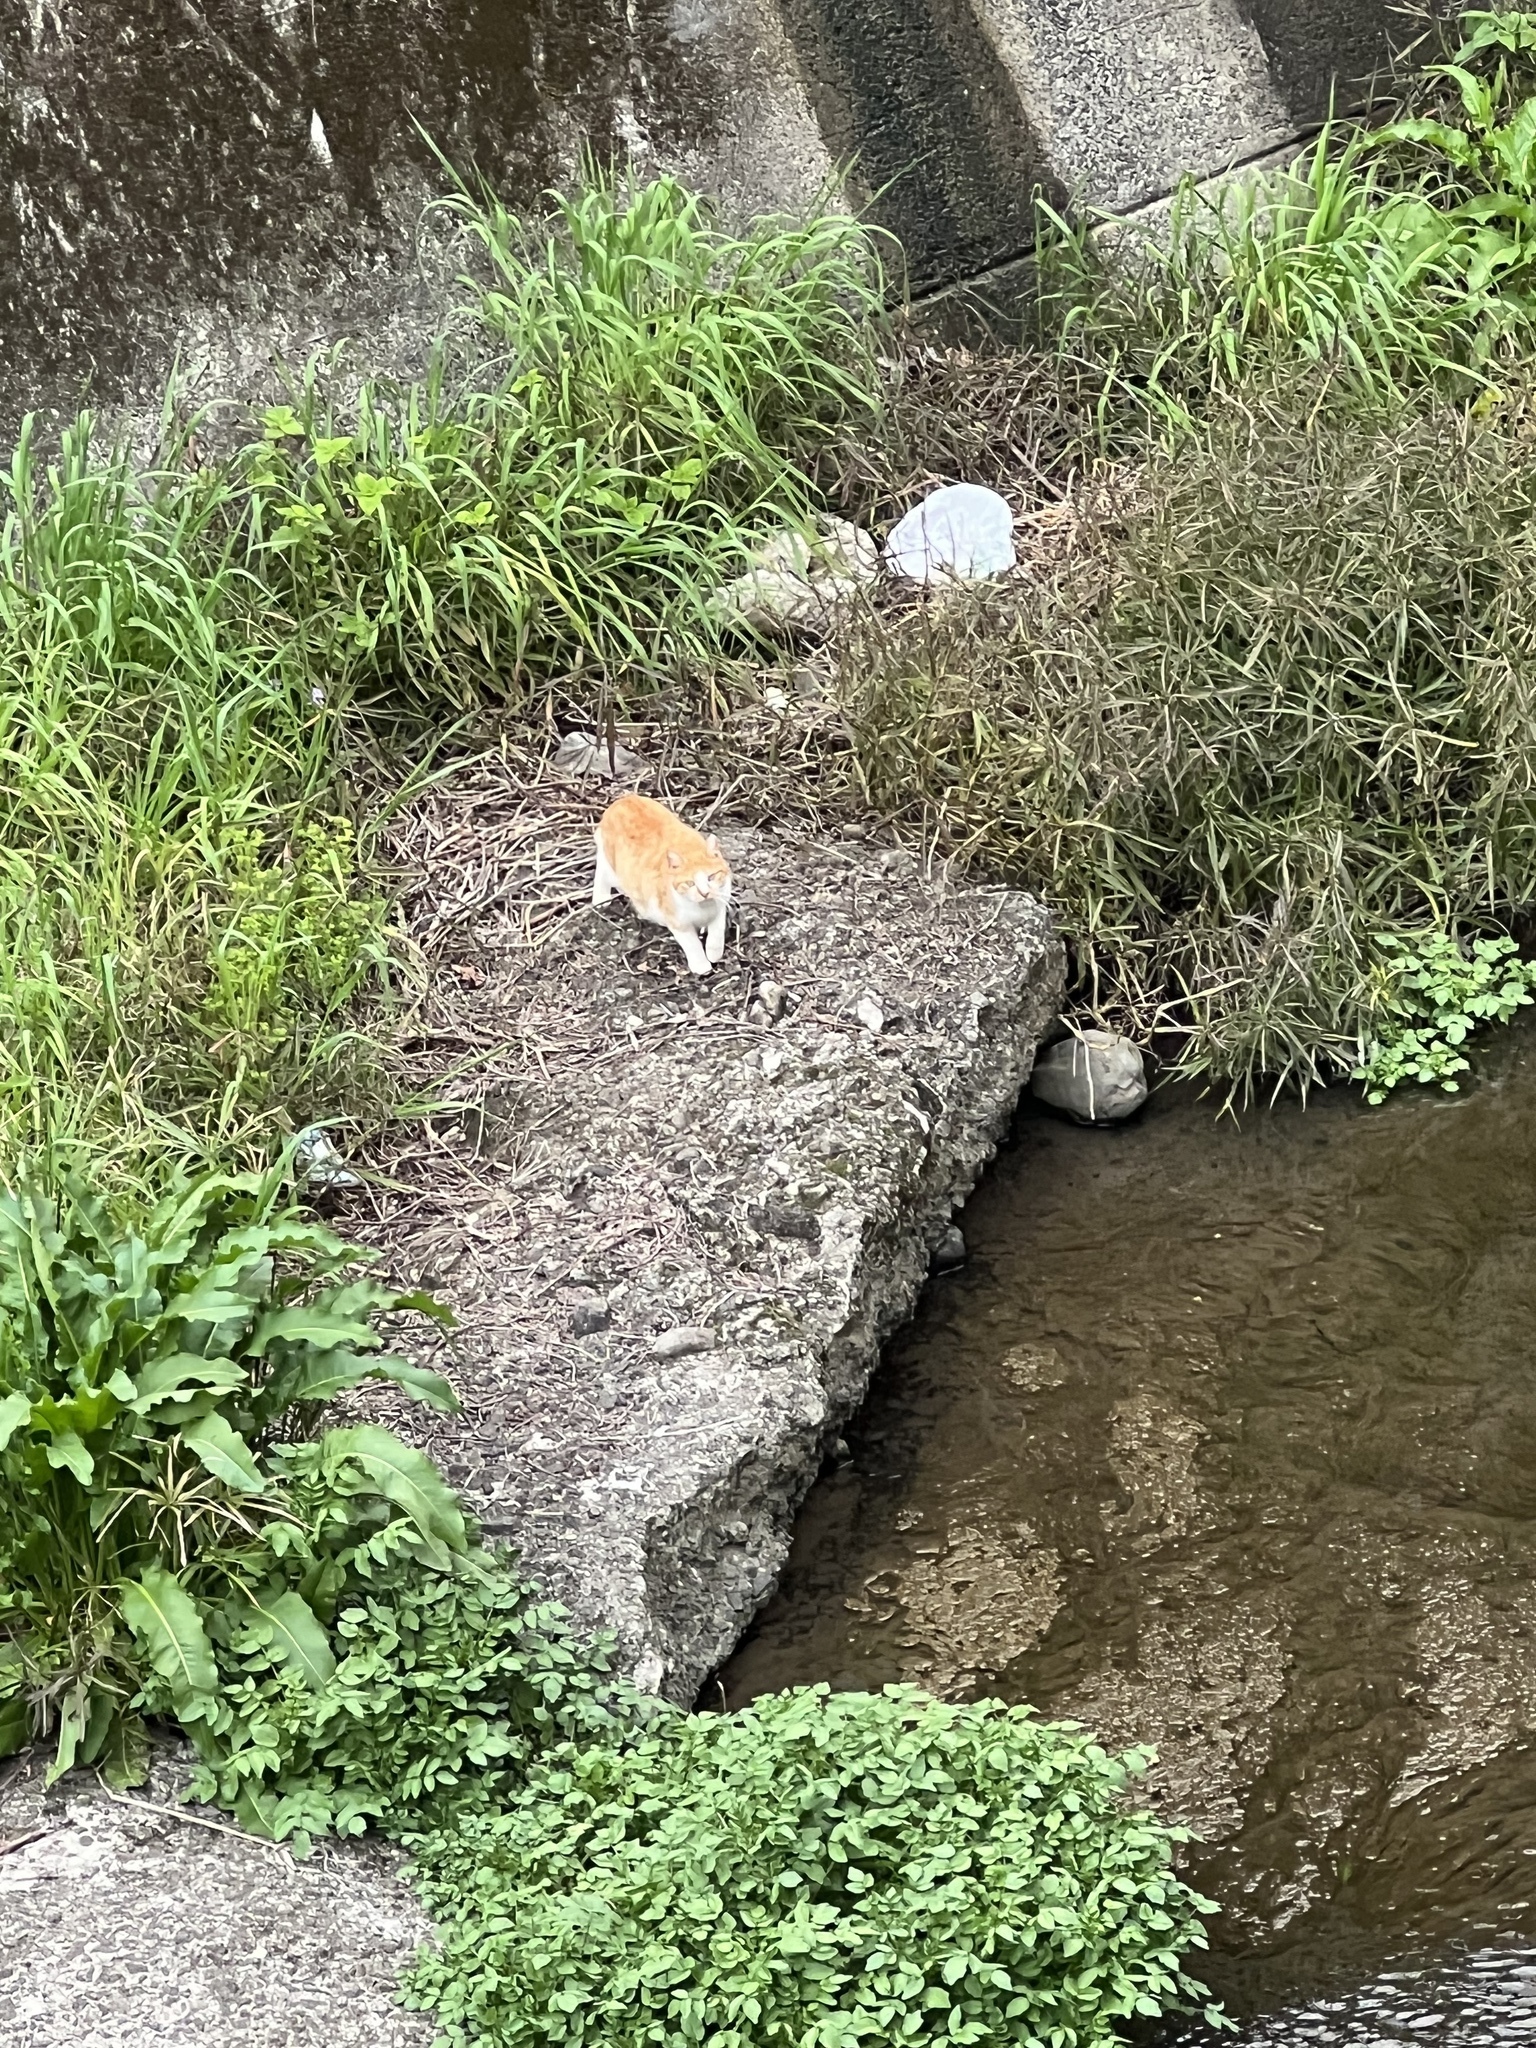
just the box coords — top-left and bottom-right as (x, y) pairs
(404, 1685), (1223, 2048)
(1354, 930), (1536, 1100)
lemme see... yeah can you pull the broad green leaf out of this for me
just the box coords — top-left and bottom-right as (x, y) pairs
(181, 1412), (267, 1493)
(353, 472), (398, 516)
(322, 1423), (466, 1557)
(371, 1354), (460, 1412)
(166, 1272), (260, 1327)
(265, 1348), (458, 1414)
(120, 1565), (219, 1703)
(246, 1587), (336, 1689)
(247, 1305), (381, 1357)
(44, 1429), (93, 1484)
(0, 1690), (28, 1758)
(392, 1289), (457, 1329)
(130, 1353), (249, 1412)
(135, 1393), (223, 1427)
(0, 1389), (32, 1449)
(47, 1680), (89, 1785)
(98, 1711), (150, 1790)
(78, 1686), (116, 1768)
(31, 1386), (119, 1437)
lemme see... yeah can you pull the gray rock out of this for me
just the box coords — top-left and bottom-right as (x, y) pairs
(378, 826), (1063, 1708)
(292, 1124), (362, 1190)
(552, 729), (642, 780)
(571, 1301), (611, 1337)
(1030, 1029), (1148, 1123)
(711, 519), (879, 637)
(650, 1325), (717, 1361)
(931, 1223), (967, 1271)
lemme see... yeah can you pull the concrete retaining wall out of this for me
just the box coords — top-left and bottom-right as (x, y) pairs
(1, 0), (1419, 432)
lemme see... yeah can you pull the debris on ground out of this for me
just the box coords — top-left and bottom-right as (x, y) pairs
(711, 518), (880, 635)
(884, 482), (1017, 582)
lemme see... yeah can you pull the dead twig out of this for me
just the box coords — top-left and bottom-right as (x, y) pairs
(94, 1777), (289, 1859)
(0, 1820), (66, 1858)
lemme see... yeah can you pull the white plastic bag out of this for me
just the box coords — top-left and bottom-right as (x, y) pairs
(884, 483), (1016, 583)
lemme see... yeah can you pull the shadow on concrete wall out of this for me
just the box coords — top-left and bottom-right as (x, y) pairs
(776, 0), (1064, 292)
(1238, 0), (1419, 119)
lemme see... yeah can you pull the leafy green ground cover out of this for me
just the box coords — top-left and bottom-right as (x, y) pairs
(405, 1688), (1221, 2048)
(0, 1161), (458, 1783)
(0, 1170), (1220, 2043)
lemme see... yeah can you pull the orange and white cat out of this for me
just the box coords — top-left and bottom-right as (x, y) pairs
(592, 794), (733, 975)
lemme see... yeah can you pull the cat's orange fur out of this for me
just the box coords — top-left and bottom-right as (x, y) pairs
(592, 794), (733, 975)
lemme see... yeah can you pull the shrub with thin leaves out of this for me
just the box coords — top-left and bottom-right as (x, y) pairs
(403, 1685), (1221, 2048)
(0, 1160), (456, 1781)
(825, 369), (1536, 1098)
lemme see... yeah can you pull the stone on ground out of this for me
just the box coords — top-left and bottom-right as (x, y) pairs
(1030, 1028), (1148, 1122)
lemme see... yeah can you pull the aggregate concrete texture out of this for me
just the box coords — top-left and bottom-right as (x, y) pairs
(1, 0), (1426, 435)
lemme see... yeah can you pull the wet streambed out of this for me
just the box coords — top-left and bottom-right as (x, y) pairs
(719, 1024), (1536, 2037)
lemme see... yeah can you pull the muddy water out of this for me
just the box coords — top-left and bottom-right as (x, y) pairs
(719, 1023), (1536, 2030)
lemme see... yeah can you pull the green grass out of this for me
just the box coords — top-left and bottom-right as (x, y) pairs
(0, 168), (883, 1195)
(782, 8), (1536, 1101)
(0, 411), (389, 1193)
(1014, 13), (1536, 441)
(247, 167), (883, 707)
(1055, 123), (1488, 412)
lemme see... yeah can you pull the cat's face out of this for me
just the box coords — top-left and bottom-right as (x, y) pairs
(667, 836), (731, 905)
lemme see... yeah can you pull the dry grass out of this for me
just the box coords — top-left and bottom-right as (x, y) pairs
(723, 361), (1536, 1100)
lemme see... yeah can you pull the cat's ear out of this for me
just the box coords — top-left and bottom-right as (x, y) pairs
(706, 834), (721, 854)
(667, 849), (681, 867)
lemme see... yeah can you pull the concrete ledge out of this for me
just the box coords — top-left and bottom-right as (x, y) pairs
(0, 791), (1063, 2048)
(369, 787), (1065, 1702)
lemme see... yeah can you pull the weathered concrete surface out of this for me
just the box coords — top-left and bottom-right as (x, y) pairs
(0, 1752), (432, 2048)
(369, 774), (1065, 1701)
(0, 0), (826, 433)
(0, 0), (1429, 434)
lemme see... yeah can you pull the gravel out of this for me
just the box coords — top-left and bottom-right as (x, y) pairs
(0, 1755), (433, 2048)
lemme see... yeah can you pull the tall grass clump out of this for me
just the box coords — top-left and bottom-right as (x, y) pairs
(1032, 11), (1536, 431)
(244, 169), (884, 707)
(0, 413), (395, 1193)
(829, 372), (1536, 1097)
(0, 168), (883, 1190)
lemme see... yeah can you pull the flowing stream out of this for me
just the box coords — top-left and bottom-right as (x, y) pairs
(719, 1023), (1536, 2041)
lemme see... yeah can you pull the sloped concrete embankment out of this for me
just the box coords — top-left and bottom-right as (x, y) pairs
(3, 0), (1409, 435)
